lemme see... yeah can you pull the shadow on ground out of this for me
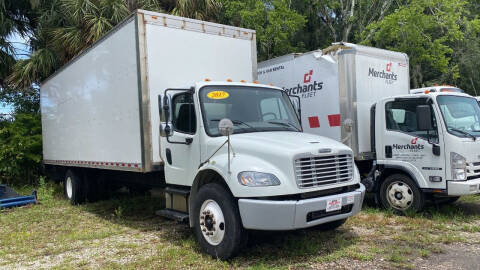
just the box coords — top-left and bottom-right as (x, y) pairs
(76, 187), (359, 265)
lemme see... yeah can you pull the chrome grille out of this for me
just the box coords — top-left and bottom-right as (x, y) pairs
(467, 161), (480, 180)
(295, 154), (353, 188)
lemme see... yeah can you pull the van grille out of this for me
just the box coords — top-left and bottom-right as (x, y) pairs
(295, 154), (353, 188)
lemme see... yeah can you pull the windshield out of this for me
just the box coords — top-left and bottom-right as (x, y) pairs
(199, 86), (301, 136)
(437, 95), (480, 137)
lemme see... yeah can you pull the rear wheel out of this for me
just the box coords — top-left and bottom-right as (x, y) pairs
(380, 174), (424, 212)
(64, 170), (85, 205)
(193, 183), (246, 260)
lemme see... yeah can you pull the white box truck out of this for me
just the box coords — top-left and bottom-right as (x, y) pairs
(41, 11), (365, 259)
(259, 43), (480, 212)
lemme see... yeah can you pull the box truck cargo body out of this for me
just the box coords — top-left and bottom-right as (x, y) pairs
(41, 11), (365, 259)
(259, 43), (480, 212)
(258, 43), (409, 159)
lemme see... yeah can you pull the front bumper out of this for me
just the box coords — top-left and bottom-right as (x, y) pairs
(238, 184), (365, 230)
(448, 179), (480, 196)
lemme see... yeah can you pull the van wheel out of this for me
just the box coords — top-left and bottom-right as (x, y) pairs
(64, 170), (85, 205)
(380, 174), (424, 212)
(193, 183), (245, 260)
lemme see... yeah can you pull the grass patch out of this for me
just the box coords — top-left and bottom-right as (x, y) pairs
(2, 183), (480, 269)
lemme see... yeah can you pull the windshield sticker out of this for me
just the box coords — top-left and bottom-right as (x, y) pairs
(207, 91), (229, 100)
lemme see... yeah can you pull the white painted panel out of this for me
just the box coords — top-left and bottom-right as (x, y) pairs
(41, 19), (142, 165)
(145, 24), (255, 163)
(355, 54), (409, 153)
(258, 52), (341, 141)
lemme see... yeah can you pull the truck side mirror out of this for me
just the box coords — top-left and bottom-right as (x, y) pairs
(219, 119), (234, 136)
(289, 95), (302, 125)
(163, 95), (170, 123)
(416, 105), (432, 131)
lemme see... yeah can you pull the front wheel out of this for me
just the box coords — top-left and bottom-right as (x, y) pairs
(193, 183), (246, 260)
(379, 174), (425, 212)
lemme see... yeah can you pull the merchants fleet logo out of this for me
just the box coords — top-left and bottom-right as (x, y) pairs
(393, 137), (424, 151)
(368, 62), (398, 84)
(283, 69), (323, 98)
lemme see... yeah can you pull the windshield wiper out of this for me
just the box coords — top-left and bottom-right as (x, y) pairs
(210, 119), (259, 132)
(267, 121), (300, 131)
(449, 127), (476, 141)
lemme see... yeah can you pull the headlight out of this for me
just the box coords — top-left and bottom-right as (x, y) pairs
(237, 171), (281, 187)
(451, 152), (467, 180)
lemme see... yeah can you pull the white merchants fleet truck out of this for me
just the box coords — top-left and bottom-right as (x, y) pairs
(259, 43), (480, 212)
(41, 11), (365, 259)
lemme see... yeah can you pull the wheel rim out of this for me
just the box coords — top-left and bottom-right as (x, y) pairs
(66, 177), (73, 199)
(386, 181), (413, 210)
(199, 199), (225, 246)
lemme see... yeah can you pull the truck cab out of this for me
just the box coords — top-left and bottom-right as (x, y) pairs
(371, 92), (480, 210)
(159, 81), (365, 259)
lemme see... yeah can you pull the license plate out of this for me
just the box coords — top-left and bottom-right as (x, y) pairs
(326, 198), (342, 212)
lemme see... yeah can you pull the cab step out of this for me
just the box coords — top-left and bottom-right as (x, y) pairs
(156, 209), (189, 222)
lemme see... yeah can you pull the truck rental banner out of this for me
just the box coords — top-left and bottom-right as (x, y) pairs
(258, 52), (341, 141)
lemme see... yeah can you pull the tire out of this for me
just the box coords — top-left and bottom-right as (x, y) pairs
(379, 174), (425, 212)
(314, 218), (347, 231)
(64, 170), (85, 205)
(193, 183), (246, 260)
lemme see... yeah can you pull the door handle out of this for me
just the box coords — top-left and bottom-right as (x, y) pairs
(166, 148), (172, 165)
(385, 145), (392, 158)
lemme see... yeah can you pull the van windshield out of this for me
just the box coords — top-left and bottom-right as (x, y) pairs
(437, 95), (480, 137)
(199, 86), (301, 136)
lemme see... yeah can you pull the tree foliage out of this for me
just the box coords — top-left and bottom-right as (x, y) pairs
(219, 0), (305, 61)
(361, 0), (468, 88)
(2, 0), (480, 184)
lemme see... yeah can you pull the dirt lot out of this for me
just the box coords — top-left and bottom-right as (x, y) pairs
(2, 183), (480, 269)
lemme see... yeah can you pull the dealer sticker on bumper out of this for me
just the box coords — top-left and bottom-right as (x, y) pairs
(326, 198), (342, 212)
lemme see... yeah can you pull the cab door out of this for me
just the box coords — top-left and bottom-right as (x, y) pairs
(377, 98), (446, 189)
(160, 90), (200, 186)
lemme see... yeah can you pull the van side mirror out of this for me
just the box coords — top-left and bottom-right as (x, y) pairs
(416, 105), (432, 131)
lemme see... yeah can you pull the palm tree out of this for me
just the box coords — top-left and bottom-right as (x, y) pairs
(171, 0), (221, 21)
(0, 0), (35, 88)
(8, 0), (163, 88)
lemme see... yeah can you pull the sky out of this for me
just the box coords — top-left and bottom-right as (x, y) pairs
(1, 32), (31, 115)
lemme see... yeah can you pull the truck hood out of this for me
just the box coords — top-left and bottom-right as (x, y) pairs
(229, 131), (352, 157)
(202, 131), (358, 198)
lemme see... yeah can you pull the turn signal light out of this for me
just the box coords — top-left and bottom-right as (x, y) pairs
(226, 78), (232, 82)
(253, 80), (259, 84)
(240, 80), (246, 83)
(205, 78), (211, 82)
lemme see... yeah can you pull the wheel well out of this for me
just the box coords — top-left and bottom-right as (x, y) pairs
(189, 169), (232, 227)
(377, 167), (418, 190)
(193, 169), (228, 192)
